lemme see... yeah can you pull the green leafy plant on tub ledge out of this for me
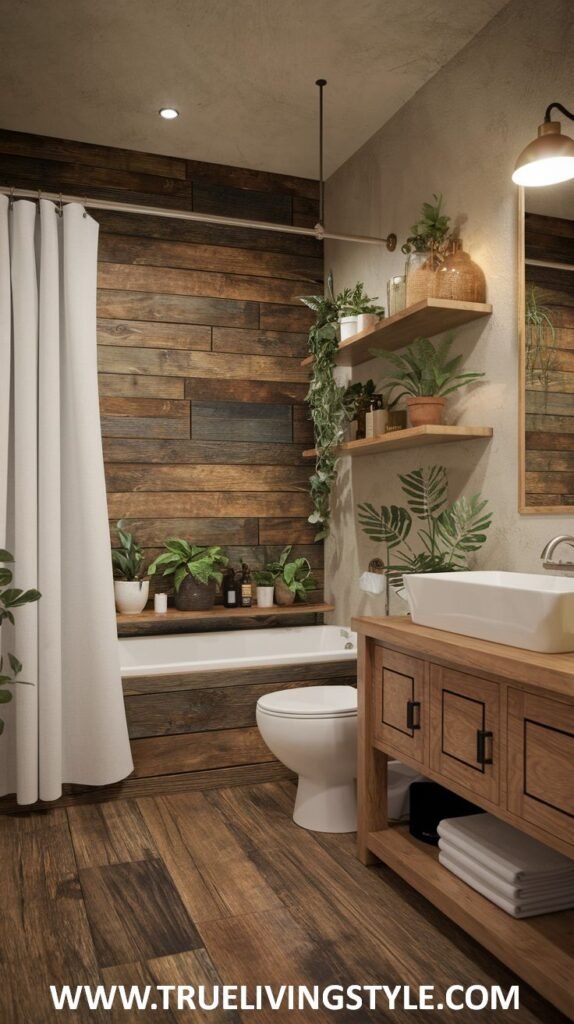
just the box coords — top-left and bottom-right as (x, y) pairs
(358, 465), (493, 592)
(111, 520), (149, 615)
(148, 540), (228, 612)
(266, 546), (316, 607)
(0, 549), (41, 736)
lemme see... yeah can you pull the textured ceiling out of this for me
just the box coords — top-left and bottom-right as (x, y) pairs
(0, 0), (509, 178)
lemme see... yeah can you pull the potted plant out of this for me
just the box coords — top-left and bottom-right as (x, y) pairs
(300, 272), (345, 539)
(343, 378), (376, 439)
(401, 194), (452, 306)
(252, 568), (277, 608)
(358, 465), (492, 594)
(266, 546), (316, 606)
(373, 335), (484, 427)
(0, 549), (41, 737)
(148, 540), (228, 611)
(111, 521), (149, 614)
(337, 282), (385, 340)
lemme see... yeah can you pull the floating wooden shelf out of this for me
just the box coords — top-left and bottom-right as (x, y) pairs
(303, 424), (493, 458)
(368, 825), (574, 1021)
(117, 602), (335, 629)
(301, 298), (493, 368)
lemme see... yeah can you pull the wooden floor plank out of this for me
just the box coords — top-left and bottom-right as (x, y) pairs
(100, 961), (178, 1024)
(67, 799), (158, 868)
(79, 858), (202, 967)
(147, 948), (241, 1023)
(0, 781), (566, 1024)
(139, 791), (283, 920)
(198, 909), (335, 1024)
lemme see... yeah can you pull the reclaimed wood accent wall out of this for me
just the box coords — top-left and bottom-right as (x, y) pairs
(0, 130), (322, 605)
(524, 211), (574, 507)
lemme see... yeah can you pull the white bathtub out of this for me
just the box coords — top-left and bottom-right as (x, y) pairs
(119, 625), (357, 677)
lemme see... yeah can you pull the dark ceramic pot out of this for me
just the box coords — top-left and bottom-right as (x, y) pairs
(175, 576), (216, 611)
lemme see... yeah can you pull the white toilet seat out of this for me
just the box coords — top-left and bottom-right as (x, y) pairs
(257, 684), (357, 719)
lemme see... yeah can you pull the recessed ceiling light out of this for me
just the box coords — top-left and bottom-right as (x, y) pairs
(159, 107), (179, 120)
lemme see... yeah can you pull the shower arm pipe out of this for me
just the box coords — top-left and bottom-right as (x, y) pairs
(0, 185), (397, 248)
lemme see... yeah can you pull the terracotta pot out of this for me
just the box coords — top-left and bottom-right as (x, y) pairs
(407, 396), (446, 427)
(175, 576), (216, 611)
(274, 579), (296, 606)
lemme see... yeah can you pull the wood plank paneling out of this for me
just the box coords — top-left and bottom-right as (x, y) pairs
(212, 327), (309, 357)
(0, 128), (323, 670)
(97, 318), (212, 351)
(524, 216), (574, 510)
(99, 235), (322, 284)
(184, 377), (308, 403)
(97, 291), (259, 328)
(94, 209), (322, 258)
(99, 374), (185, 398)
(110, 517), (259, 547)
(192, 183), (292, 224)
(191, 401), (292, 443)
(125, 679), (339, 739)
(0, 128), (187, 178)
(99, 262), (312, 306)
(131, 727), (273, 778)
(103, 437), (308, 466)
(106, 491), (312, 519)
(98, 345), (309, 383)
(105, 464), (310, 493)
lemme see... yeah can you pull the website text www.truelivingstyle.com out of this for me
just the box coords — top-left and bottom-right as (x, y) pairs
(50, 982), (521, 1013)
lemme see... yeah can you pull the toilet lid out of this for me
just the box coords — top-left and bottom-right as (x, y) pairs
(257, 685), (357, 718)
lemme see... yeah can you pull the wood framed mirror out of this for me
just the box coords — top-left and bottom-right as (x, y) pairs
(518, 180), (574, 512)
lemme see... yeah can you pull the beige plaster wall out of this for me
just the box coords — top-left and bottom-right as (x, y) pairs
(324, 0), (574, 625)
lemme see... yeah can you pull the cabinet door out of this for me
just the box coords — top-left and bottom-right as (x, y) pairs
(508, 689), (574, 847)
(430, 665), (500, 805)
(373, 647), (427, 764)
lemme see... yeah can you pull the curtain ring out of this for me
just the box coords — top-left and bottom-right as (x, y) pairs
(8, 187), (15, 210)
(57, 193), (63, 217)
(82, 196), (87, 218)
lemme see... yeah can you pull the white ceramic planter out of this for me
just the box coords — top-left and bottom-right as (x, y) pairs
(339, 315), (358, 341)
(357, 312), (380, 333)
(256, 586), (275, 608)
(114, 579), (149, 614)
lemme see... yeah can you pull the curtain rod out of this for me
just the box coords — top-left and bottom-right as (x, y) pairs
(0, 185), (396, 248)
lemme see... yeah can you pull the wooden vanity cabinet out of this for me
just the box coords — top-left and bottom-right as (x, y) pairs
(353, 616), (574, 1020)
(507, 688), (574, 846)
(372, 646), (427, 764)
(429, 664), (500, 805)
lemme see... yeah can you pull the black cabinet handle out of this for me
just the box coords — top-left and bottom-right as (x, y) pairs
(406, 700), (421, 731)
(476, 729), (493, 766)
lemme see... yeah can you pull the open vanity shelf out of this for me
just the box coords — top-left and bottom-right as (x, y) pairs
(353, 615), (574, 1020)
(301, 297), (493, 368)
(303, 424), (494, 458)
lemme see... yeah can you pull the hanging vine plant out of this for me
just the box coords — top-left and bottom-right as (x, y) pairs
(301, 273), (346, 540)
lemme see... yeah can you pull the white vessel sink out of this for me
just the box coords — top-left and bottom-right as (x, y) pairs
(404, 571), (574, 653)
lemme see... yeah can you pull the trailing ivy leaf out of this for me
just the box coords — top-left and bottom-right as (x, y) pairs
(0, 550), (14, 563)
(0, 690), (13, 704)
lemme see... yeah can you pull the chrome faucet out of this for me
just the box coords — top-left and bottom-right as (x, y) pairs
(541, 535), (574, 572)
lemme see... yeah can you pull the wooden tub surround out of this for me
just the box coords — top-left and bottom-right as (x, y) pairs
(354, 615), (574, 1020)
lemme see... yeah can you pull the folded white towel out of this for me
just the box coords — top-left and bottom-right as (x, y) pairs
(438, 840), (574, 901)
(439, 852), (574, 918)
(437, 814), (574, 884)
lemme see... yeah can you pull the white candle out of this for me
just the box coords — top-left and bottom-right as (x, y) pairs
(154, 593), (168, 614)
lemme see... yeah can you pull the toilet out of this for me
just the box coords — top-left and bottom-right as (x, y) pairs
(256, 685), (358, 833)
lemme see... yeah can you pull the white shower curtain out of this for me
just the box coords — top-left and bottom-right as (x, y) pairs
(0, 195), (133, 803)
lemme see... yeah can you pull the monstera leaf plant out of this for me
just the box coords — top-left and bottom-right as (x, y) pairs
(0, 550), (41, 736)
(358, 465), (492, 591)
